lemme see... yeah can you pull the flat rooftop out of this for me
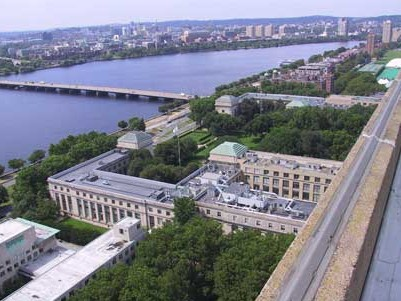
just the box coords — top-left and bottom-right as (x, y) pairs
(197, 182), (316, 220)
(5, 218), (138, 301)
(16, 218), (60, 243)
(243, 151), (342, 175)
(49, 150), (176, 203)
(0, 219), (32, 245)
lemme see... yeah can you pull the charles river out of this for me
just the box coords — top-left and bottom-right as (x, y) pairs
(0, 41), (360, 167)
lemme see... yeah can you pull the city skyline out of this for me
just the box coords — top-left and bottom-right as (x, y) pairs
(1, 0), (401, 32)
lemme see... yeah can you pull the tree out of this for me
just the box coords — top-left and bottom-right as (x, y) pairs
(0, 185), (8, 204)
(129, 117), (146, 131)
(69, 264), (129, 301)
(8, 158), (25, 170)
(28, 149), (46, 164)
(173, 197), (196, 225)
(117, 120), (128, 129)
(0, 164), (4, 176)
(214, 231), (294, 301)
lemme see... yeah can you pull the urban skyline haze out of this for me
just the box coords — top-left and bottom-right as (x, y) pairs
(1, 0), (401, 32)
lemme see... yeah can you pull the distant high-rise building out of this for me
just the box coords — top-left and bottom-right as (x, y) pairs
(382, 20), (393, 44)
(337, 18), (349, 37)
(366, 32), (375, 56)
(279, 25), (287, 37)
(121, 26), (130, 36)
(265, 24), (274, 37)
(392, 27), (401, 42)
(255, 25), (265, 38)
(246, 25), (256, 38)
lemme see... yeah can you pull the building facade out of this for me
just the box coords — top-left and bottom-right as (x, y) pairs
(338, 18), (349, 37)
(366, 32), (375, 56)
(47, 141), (336, 236)
(0, 219), (59, 293)
(382, 20), (393, 44)
(5, 218), (144, 301)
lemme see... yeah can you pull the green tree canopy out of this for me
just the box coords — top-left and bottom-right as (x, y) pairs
(28, 149), (46, 164)
(0, 185), (8, 204)
(117, 120), (128, 129)
(173, 197), (196, 225)
(8, 158), (25, 170)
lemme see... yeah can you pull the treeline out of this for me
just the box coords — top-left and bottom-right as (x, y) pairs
(11, 132), (117, 222)
(333, 52), (386, 96)
(126, 137), (198, 184)
(191, 98), (375, 161)
(70, 207), (293, 301)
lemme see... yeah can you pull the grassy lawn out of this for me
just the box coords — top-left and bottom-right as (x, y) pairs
(238, 135), (262, 150)
(58, 218), (107, 234)
(182, 129), (211, 143)
(377, 49), (401, 64)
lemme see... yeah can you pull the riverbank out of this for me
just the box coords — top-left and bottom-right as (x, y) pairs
(0, 37), (361, 77)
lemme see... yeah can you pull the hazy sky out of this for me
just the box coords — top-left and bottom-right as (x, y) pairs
(1, 0), (401, 32)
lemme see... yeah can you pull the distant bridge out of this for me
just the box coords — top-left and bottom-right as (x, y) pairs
(0, 80), (193, 101)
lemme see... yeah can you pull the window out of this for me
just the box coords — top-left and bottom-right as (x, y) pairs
(60, 187), (64, 191)
(294, 174), (300, 179)
(280, 225), (285, 231)
(304, 176), (310, 181)
(233, 215), (237, 222)
(293, 228), (298, 234)
(325, 179), (332, 185)
(284, 173), (289, 178)
(127, 211), (133, 217)
(157, 209), (162, 214)
(112, 200), (115, 204)
(273, 171), (279, 177)
(119, 201), (123, 206)
(90, 194), (93, 199)
(217, 211), (221, 217)
(283, 180), (289, 188)
(263, 185), (269, 192)
(54, 185), (57, 190)
(293, 182), (300, 189)
(273, 187), (279, 194)
(206, 209), (210, 215)
(135, 213), (141, 219)
(104, 197), (108, 202)
(256, 220), (261, 226)
(83, 192), (86, 197)
(303, 183), (310, 191)
(293, 191), (299, 198)
(76, 191), (80, 196)
(283, 189), (289, 197)
(268, 223), (273, 228)
(315, 177), (321, 183)
(135, 205), (139, 209)
(303, 192), (310, 200)
(148, 207), (153, 212)
(313, 194), (320, 202)
(96, 196), (100, 200)
(255, 169), (262, 175)
(244, 217), (248, 224)
(263, 177), (269, 185)
(119, 229), (124, 235)
(264, 170), (269, 175)
(273, 179), (279, 187)
(166, 211), (171, 216)
(157, 217), (163, 225)
(314, 185), (320, 193)
(127, 203), (131, 208)
(253, 176), (260, 183)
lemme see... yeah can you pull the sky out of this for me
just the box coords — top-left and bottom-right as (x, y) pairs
(1, 0), (401, 32)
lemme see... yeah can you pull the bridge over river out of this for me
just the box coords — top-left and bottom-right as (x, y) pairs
(0, 80), (193, 101)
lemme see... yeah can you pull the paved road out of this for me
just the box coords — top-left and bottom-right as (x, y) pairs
(275, 78), (401, 301)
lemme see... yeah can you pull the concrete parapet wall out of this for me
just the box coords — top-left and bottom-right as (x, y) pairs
(256, 74), (401, 301)
(315, 88), (401, 300)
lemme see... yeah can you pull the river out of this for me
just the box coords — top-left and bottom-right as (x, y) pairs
(0, 41), (360, 168)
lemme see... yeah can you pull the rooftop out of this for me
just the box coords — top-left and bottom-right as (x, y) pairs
(0, 219), (32, 245)
(16, 218), (60, 243)
(5, 218), (140, 301)
(210, 142), (248, 158)
(243, 151), (342, 175)
(117, 131), (153, 144)
(377, 68), (400, 81)
(215, 95), (239, 106)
